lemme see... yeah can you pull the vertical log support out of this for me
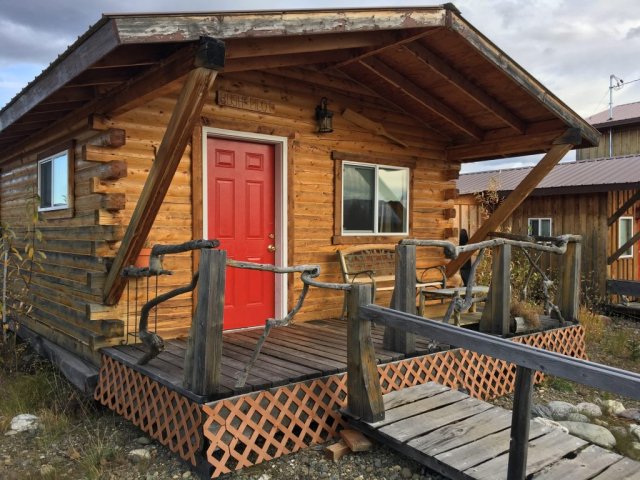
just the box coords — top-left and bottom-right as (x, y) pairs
(385, 245), (417, 354)
(183, 249), (226, 396)
(557, 240), (581, 325)
(347, 284), (384, 423)
(480, 244), (511, 334)
(507, 365), (535, 480)
(103, 37), (225, 305)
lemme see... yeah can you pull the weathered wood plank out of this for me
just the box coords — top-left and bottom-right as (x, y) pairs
(591, 458), (640, 479)
(507, 366), (535, 480)
(383, 382), (450, 410)
(607, 279), (640, 297)
(532, 445), (621, 480)
(408, 407), (512, 456)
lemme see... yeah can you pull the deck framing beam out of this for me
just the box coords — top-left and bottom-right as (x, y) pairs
(608, 190), (640, 227)
(103, 53), (224, 304)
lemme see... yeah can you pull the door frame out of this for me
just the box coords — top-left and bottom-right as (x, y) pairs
(202, 127), (288, 322)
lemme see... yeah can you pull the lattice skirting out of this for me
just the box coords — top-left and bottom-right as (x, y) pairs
(202, 325), (586, 478)
(94, 355), (203, 466)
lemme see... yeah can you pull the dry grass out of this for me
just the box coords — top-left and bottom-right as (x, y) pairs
(578, 306), (609, 346)
(510, 299), (541, 329)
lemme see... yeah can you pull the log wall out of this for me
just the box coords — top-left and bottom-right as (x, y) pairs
(0, 68), (458, 362)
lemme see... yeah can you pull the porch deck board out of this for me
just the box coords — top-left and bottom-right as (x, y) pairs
(345, 381), (638, 480)
(102, 317), (441, 402)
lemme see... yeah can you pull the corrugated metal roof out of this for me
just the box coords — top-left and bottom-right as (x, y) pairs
(457, 154), (640, 194)
(586, 101), (640, 127)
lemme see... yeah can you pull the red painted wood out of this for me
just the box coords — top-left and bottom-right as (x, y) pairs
(207, 137), (276, 330)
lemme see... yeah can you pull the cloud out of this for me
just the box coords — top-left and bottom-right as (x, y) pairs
(627, 26), (640, 39)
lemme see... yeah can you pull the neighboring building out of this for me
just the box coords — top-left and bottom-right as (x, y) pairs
(456, 155), (640, 296)
(578, 102), (640, 160)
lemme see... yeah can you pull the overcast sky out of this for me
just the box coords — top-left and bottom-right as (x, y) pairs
(1, 0), (639, 172)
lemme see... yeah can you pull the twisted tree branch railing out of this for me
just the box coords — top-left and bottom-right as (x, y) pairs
(227, 259), (352, 388)
(400, 234), (581, 327)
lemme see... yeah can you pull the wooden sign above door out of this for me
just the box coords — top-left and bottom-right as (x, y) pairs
(217, 91), (276, 114)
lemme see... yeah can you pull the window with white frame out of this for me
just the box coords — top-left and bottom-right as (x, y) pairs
(619, 216), (634, 259)
(528, 217), (552, 237)
(342, 162), (409, 235)
(38, 151), (69, 211)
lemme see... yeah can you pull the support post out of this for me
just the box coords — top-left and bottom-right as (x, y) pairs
(183, 249), (226, 396)
(507, 366), (535, 480)
(480, 244), (511, 334)
(384, 245), (417, 354)
(445, 136), (578, 279)
(103, 40), (225, 305)
(557, 240), (581, 324)
(347, 284), (384, 423)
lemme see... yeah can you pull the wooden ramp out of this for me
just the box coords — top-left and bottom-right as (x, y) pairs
(345, 382), (640, 480)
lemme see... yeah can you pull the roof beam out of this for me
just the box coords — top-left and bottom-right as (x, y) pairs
(0, 21), (120, 132)
(449, 14), (600, 147)
(444, 129), (581, 278)
(223, 50), (355, 73)
(327, 28), (441, 70)
(357, 56), (484, 140)
(447, 130), (567, 161)
(401, 43), (527, 134)
(103, 66), (222, 305)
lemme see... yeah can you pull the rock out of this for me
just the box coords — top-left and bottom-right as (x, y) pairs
(593, 418), (610, 427)
(598, 400), (625, 416)
(531, 404), (553, 419)
(182, 472), (191, 479)
(559, 422), (616, 449)
(7, 414), (41, 434)
(610, 426), (629, 437)
(618, 409), (640, 423)
(533, 417), (569, 434)
(128, 449), (151, 461)
(546, 401), (577, 420)
(577, 402), (602, 418)
(374, 459), (382, 468)
(632, 442), (640, 452)
(402, 467), (412, 479)
(257, 475), (271, 480)
(565, 413), (589, 423)
(630, 425), (640, 441)
(136, 436), (152, 445)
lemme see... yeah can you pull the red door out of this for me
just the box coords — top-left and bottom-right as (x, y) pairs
(206, 137), (276, 330)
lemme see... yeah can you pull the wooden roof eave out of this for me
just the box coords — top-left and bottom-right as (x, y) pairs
(448, 13), (600, 149)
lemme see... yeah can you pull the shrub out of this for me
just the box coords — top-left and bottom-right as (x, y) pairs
(606, 329), (628, 357)
(628, 338), (640, 361)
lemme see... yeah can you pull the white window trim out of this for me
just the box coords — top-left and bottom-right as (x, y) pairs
(37, 151), (69, 212)
(619, 216), (634, 259)
(527, 217), (552, 236)
(341, 161), (410, 236)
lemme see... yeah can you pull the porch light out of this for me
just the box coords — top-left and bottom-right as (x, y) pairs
(315, 97), (334, 133)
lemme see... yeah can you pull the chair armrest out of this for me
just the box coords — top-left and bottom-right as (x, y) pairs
(418, 265), (447, 288)
(348, 270), (378, 302)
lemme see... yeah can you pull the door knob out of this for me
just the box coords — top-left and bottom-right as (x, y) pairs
(268, 245), (276, 253)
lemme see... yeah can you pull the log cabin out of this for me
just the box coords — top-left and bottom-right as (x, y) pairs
(0, 6), (600, 477)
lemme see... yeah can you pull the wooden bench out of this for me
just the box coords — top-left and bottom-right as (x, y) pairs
(337, 244), (446, 319)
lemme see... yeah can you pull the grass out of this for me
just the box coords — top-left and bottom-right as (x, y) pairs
(510, 298), (541, 329)
(75, 427), (128, 480)
(543, 375), (574, 393)
(605, 329), (629, 357)
(578, 306), (608, 346)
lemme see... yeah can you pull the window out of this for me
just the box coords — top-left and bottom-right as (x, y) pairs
(342, 162), (409, 235)
(619, 217), (634, 259)
(528, 218), (552, 237)
(38, 151), (69, 211)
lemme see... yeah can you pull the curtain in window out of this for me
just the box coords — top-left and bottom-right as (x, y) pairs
(343, 165), (375, 232)
(378, 168), (407, 233)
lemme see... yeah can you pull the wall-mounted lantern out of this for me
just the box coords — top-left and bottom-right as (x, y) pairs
(315, 97), (334, 133)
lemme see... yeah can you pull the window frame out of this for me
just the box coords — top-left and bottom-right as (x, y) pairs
(36, 141), (74, 218)
(341, 161), (410, 237)
(618, 216), (634, 259)
(527, 217), (553, 237)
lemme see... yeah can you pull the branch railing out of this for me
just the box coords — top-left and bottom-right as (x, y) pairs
(346, 286), (640, 480)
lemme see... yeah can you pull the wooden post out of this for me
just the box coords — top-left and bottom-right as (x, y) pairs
(103, 41), (224, 305)
(385, 245), (417, 354)
(507, 366), (535, 480)
(347, 284), (384, 423)
(557, 240), (581, 324)
(480, 244), (511, 334)
(183, 249), (226, 396)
